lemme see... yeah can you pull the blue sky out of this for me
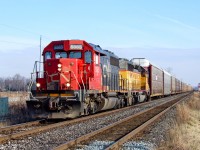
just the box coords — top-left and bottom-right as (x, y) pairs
(0, 0), (199, 86)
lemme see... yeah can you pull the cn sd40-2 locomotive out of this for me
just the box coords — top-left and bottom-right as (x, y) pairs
(26, 40), (192, 119)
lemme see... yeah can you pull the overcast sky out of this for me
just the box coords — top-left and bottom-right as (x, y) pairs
(0, 0), (199, 86)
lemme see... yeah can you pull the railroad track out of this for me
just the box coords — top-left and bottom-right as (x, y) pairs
(53, 93), (192, 150)
(0, 93), (189, 149)
(0, 119), (47, 143)
(0, 96), (166, 145)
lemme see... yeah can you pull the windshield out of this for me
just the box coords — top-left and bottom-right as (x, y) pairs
(45, 52), (52, 61)
(55, 52), (67, 59)
(85, 51), (92, 63)
(69, 51), (82, 59)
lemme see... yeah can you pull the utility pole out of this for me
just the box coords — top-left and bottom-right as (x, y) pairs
(39, 35), (42, 78)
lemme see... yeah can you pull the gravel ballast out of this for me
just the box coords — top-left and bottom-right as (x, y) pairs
(121, 95), (191, 150)
(0, 95), (184, 150)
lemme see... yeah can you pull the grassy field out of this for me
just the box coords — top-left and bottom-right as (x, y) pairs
(159, 92), (200, 150)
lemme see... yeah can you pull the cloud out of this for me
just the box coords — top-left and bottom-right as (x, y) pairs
(0, 36), (36, 52)
(107, 46), (199, 86)
(153, 14), (200, 32)
(0, 46), (39, 78)
(0, 36), (46, 77)
(0, 36), (49, 53)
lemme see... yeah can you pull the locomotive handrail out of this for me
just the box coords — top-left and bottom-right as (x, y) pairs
(27, 73), (36, 100)
(32, 61), (37, 74)
(27, 61), (44, 97)
(28, 73), (34, 91)
(32, 61), (44, 78)
(70, 70), (82, 101)
(80, 71), (86, 94)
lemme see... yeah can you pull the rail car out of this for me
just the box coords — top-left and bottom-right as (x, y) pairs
(26, 40), (193, 119)
(131, 58), (193, 95)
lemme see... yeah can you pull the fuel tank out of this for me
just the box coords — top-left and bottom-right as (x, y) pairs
(98, 97), (118, 111)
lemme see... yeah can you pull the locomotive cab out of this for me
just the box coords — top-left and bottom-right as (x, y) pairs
(27, 40), (104, 119)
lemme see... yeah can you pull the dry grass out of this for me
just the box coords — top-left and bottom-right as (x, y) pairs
(8, 98), (31, 125)
(0, 92), (32, 126)
(158, 92), (200, 150)
(176, 103), (190, 125)
(0, 122), (6, 127)
(0, 91), (28, 98)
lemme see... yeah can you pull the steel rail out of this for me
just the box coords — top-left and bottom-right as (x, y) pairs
(0, 119), (46, 143)
(105, 93), (192, 150)
(53, 93), (190, 150)
(0, 95), (172, 144)
(0, 119), (45, 133)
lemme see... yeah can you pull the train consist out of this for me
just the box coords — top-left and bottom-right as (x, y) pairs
(26, 40), (193, 119)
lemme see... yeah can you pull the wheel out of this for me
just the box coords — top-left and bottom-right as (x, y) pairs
(121, 99), (125, 108)
(84, 107), (89, 115)
(133, 96), (137, 104)
(128, 97), (133, 106)
(89, 102), (98, 114)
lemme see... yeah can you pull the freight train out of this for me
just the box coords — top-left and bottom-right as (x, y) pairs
(26, 40), (193, 119)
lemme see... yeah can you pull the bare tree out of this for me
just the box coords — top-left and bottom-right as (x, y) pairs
(0, 77), (4, 91)
(0, 74), (30, 91)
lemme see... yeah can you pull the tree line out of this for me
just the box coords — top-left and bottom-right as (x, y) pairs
(0, 74), (31, 91)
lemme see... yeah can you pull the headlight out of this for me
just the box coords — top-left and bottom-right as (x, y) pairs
(58, 64), (62, 67)
(58, 68), (62, 71)
(36, 83), (41, 87)
(66, 83), (70, 87)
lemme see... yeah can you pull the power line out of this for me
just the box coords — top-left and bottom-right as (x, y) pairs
(0, 40), (38, 46)
(0, 23), (52, 40)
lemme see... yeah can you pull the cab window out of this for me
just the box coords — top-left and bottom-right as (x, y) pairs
(84, 51), (92, 63)
(69, 51), (82, 58)
(95, 53), (99, 65)
(45, 52), (52, 61)
(55, 52), (67, 59)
